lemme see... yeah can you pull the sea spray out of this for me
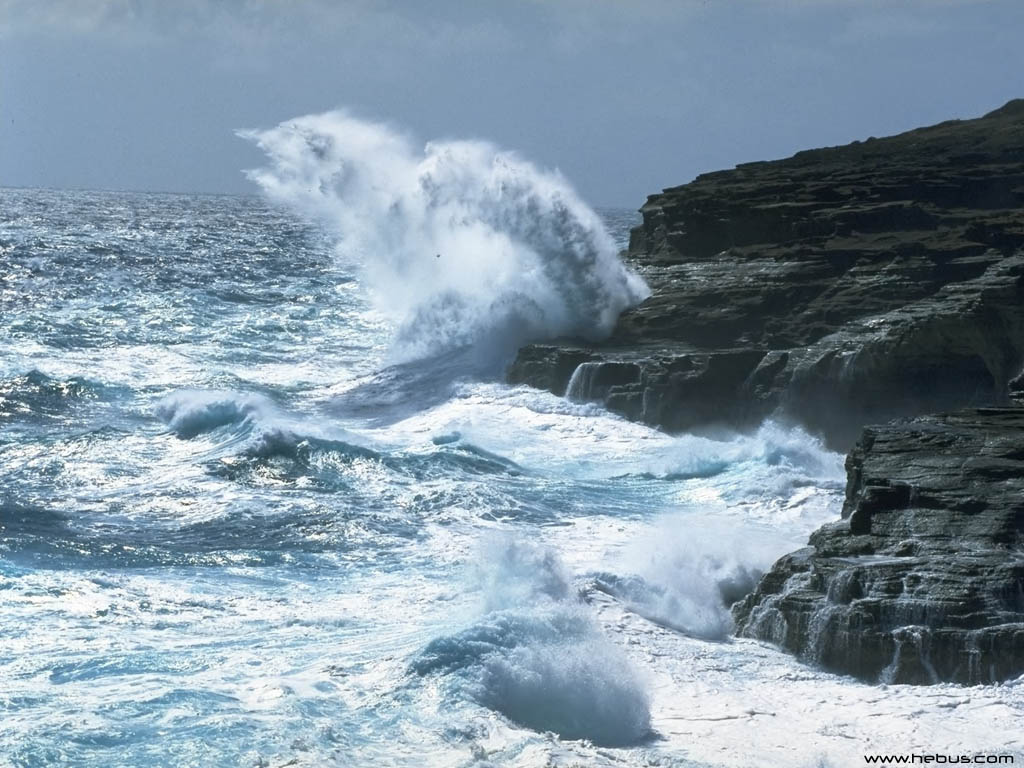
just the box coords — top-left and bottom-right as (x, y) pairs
(412, 535), (651, 746)
(599, 516), (807, 640)
(239, 112), (648, 364)
(639, 420), (845, 487)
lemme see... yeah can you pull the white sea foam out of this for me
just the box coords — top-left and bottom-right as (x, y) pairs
(642, 420), (845, 484)
(377, 383), (844, 492)
(474, 535), (573, 613)
(11, 184), (1024, 768)
(413, 535), (651, 746)
(602, 517), (795, 640)
(240, 112), (648, 363)
(156, 390), (368, 461)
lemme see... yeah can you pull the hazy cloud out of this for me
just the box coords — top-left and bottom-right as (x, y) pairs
(1, 0), (1021, 205)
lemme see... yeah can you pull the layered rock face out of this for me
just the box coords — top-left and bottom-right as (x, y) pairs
(732, 405), (1024, 684)
(509, 100), (1024, 684)
(509, 100), (1024, 450)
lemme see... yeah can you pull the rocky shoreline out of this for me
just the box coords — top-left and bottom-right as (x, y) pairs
(733, 399), (1024, 684)
(509, 99), (1024, 451)
(508, 101), (1024, 684)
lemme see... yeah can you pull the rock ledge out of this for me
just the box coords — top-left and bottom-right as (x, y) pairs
(732, 405), (1024, 684)
(509, 100), (1024, 450)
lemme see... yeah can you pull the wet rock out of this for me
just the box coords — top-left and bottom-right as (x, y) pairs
(508, 100), (1024, 450)
(732, 406), (1024, 684)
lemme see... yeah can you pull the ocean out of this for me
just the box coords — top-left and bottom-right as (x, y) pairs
(2, 118), (1020, 767)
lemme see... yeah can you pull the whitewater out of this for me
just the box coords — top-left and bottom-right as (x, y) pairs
(1, 114), (1021, 767)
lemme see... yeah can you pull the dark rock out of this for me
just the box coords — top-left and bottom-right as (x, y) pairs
(508, 100), (1024, 450)
(732, 406), (1024, 684)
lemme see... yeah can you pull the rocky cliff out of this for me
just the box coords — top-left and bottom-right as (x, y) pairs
(508, 100), (1024, 685)
(508, 100), (1024, 450)
(732, 401), (1024, 684)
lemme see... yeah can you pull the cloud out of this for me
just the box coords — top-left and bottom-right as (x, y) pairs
(0, 0), (515, 63)
(0, 0), (993, 47)
(0, 0), (372, 43)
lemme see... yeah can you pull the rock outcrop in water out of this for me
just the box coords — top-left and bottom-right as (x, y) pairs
(732, 403), (1024, 684)
(508, 100), (1024, 685)
(508, 100), (1024, 450)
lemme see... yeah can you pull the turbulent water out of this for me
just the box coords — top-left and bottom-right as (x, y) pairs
(2, 123), (1021, 767)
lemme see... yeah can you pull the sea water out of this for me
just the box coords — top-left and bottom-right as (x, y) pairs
(2, 115), (1021, 767)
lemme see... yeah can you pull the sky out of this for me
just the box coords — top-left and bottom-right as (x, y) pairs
(1, 0), (1022, 207)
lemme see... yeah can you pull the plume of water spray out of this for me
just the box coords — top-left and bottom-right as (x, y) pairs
(240, 111), (648, 364)
(412, 535), (652, 746)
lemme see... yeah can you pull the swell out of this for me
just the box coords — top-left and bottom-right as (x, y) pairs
(152, 388), (528, 529)
(0, 490), (421, 570)
(0, 371), (122, 421)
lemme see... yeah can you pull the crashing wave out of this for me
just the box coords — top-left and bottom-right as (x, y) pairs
(240, 112), (648, 364)
(412, 536), (651, 746)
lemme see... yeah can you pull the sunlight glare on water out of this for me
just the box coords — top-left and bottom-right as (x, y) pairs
(2, 183), (1017, 768)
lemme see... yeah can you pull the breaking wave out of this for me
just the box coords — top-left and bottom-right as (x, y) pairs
(156, 390), (271, 439)
(412, 536), (651, 746)
(240, 112), (648, 364)
(597, 515), (811, 641)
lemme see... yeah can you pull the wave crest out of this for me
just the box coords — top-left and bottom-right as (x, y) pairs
(240, 112), (648, 363)
(156, 390), (269, 439)
(412, 536), (651, 747)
